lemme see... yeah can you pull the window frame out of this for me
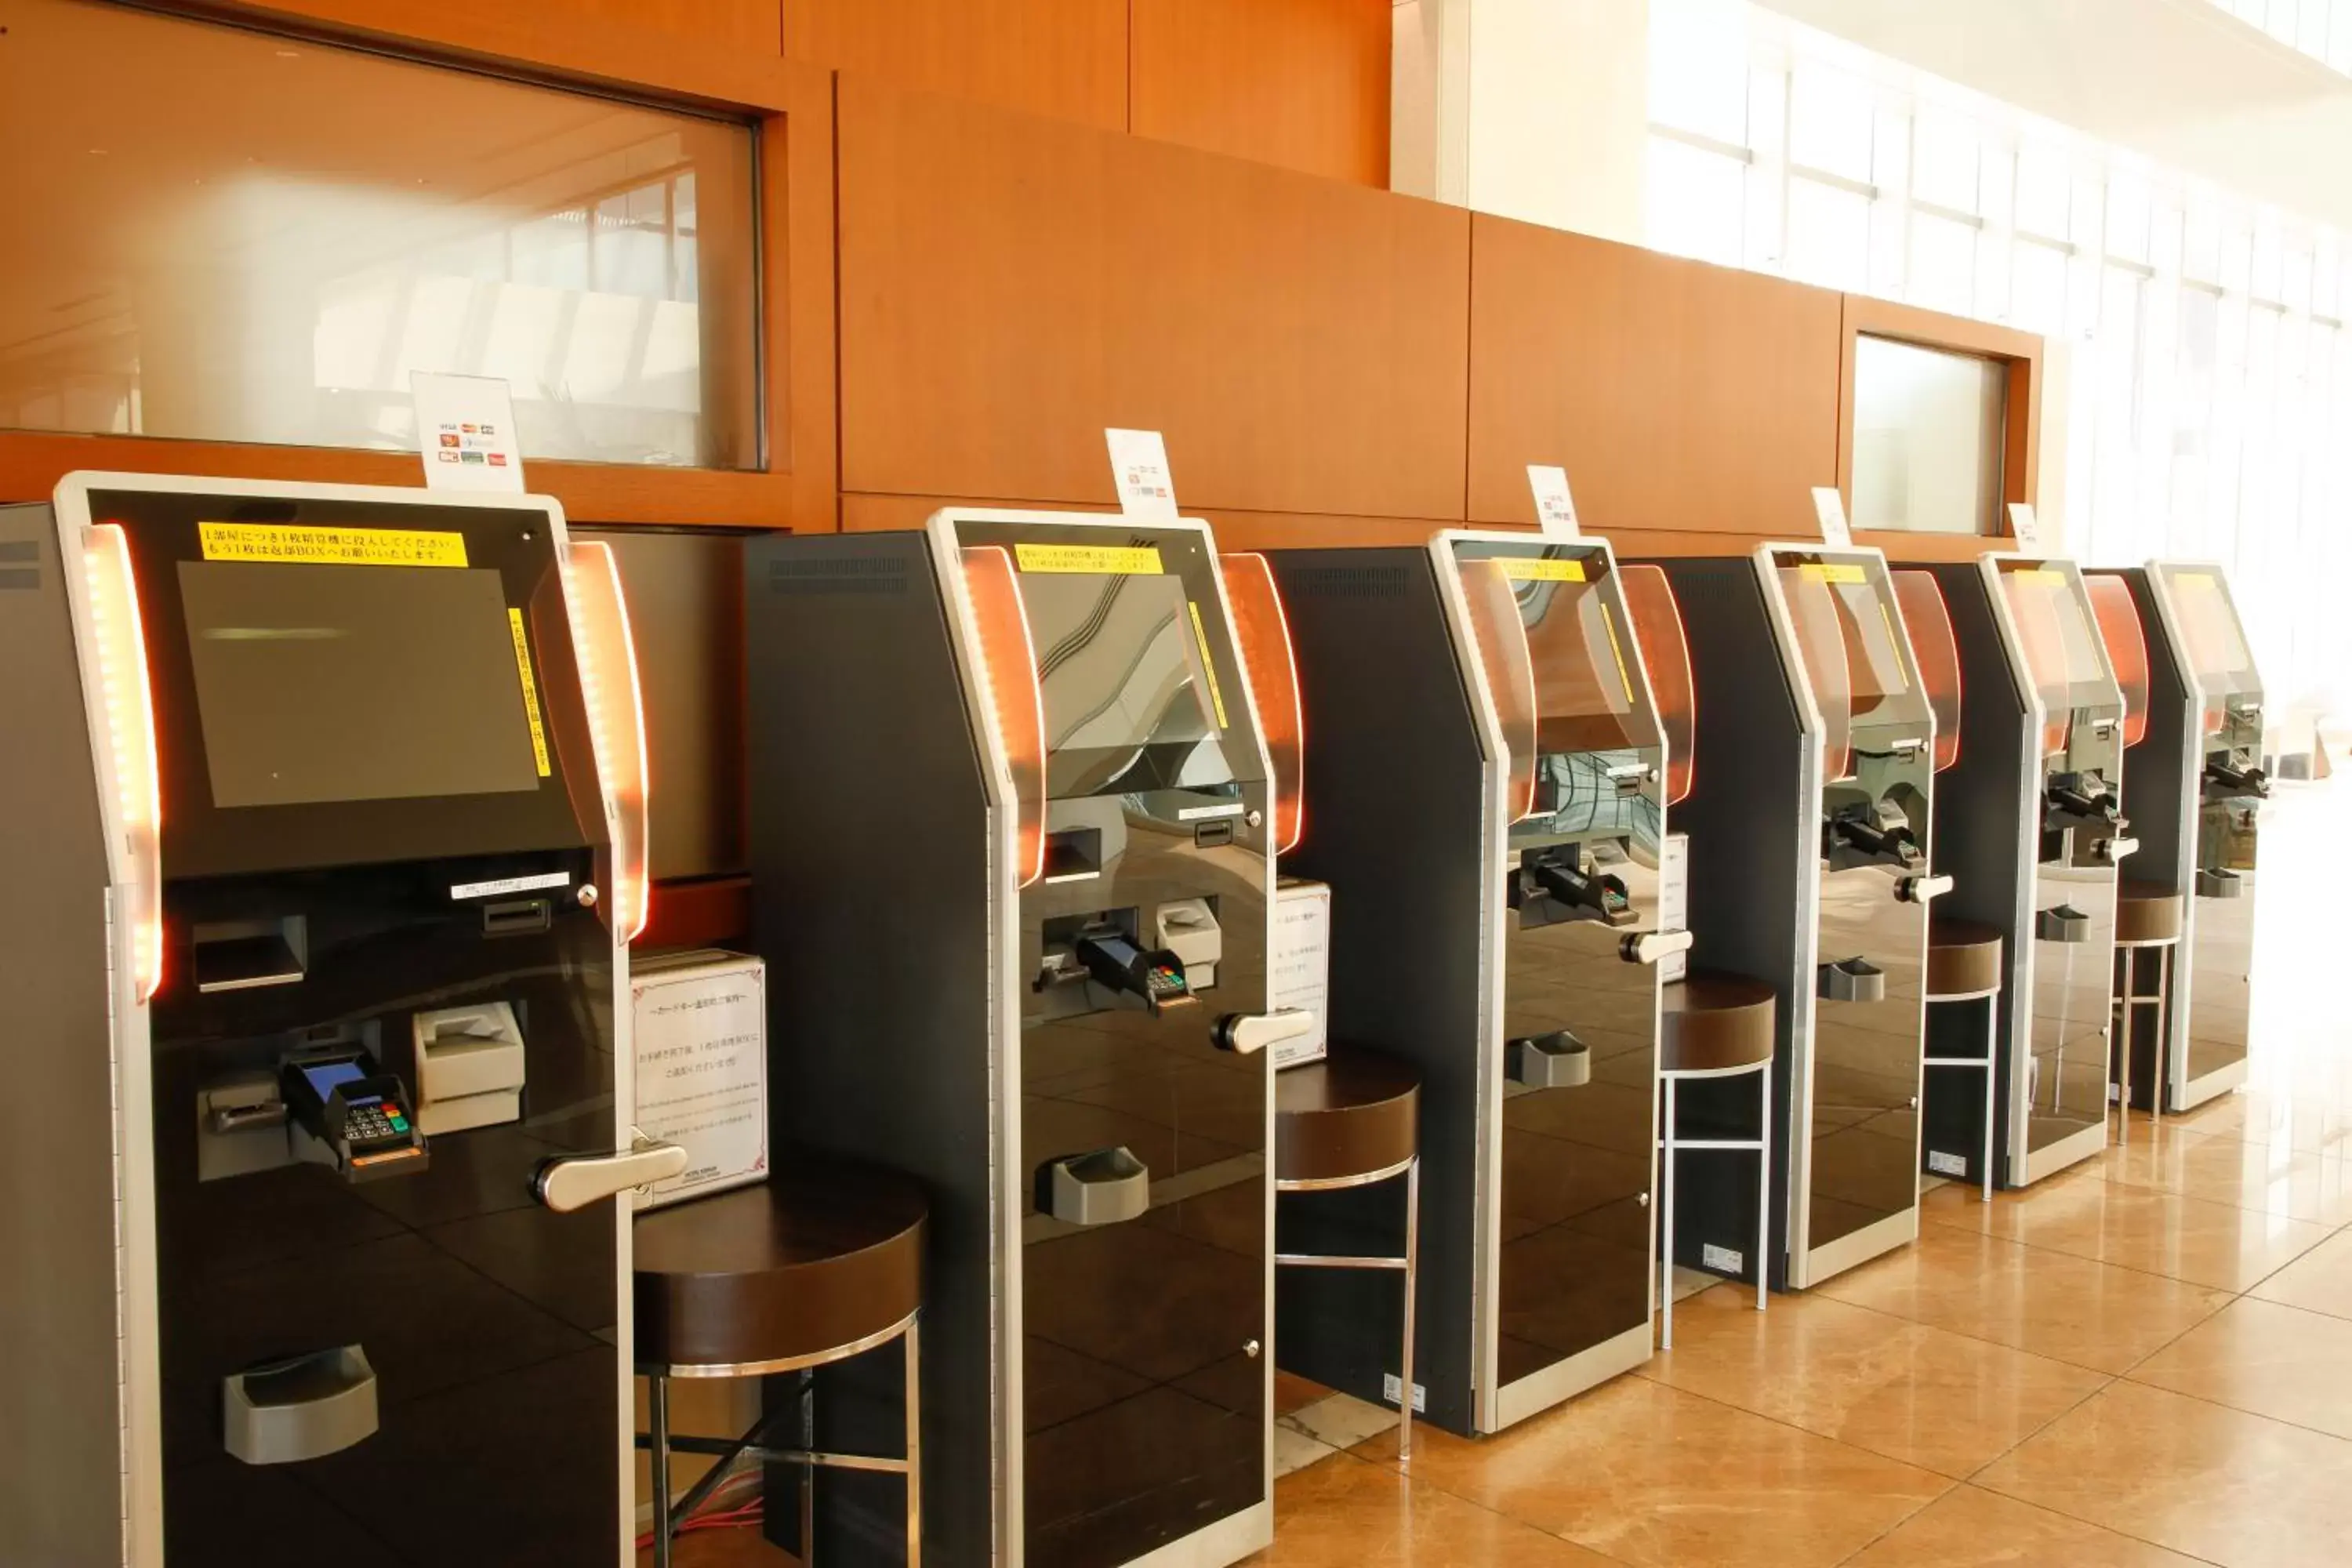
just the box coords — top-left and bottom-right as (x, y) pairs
(0, 2), (836, 533)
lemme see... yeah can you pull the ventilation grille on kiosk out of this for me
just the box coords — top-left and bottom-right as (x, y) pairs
(1283, 562), (1410, 600)
(0, 539), (38, 591)
(768, 556), (909, 595)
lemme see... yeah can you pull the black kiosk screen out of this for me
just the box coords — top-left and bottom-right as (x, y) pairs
(179, 561), (546, 808)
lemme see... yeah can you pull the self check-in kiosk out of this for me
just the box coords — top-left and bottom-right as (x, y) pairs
(0, 475), (662, 1568)
(1262, 534), (1684, 1436)
(2089, 564), (2267, 1112)
(1652, 546), (1937, 1290)
(1911, 555), (2129, 1186)
(746, 512), (1280, 1567)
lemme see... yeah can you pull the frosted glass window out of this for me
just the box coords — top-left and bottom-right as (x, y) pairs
(2016, 145), (2071, 239)
(1912, 106), (1980, 212)
(1788, 177), (1870, 291)
(1646, 138), (1748, 268)
(0, 0), (760, 468)
(1850, 336), (2008, 535)
(1790, 63), (1875, 182)
(1650, 0), (1752, 145)
(1909, 212), (1977, 314)
(2013, 241), (2070, 336)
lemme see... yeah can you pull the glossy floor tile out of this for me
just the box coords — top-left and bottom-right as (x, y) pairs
(1345, 1377), (1951, 1568)
(1640, 1287), (2107, 1477)
(1976, 1380), (2352, 1568)
(1229, 780), (2352, 1568)
(1816, 1221), (2233, 1374)
(1839, 1483), (2207, 1567)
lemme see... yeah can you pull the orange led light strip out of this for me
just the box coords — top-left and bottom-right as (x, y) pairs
(1218, 554), (1307, 855)
(563, 541), (652, 945)
(82, 523), (165, 1000)
(960, 546), (1049, 887)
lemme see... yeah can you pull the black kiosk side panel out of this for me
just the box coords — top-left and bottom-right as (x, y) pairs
(2117, 568), (2192, 1111)
(1653, 559), (1802, 1289)
(1264, 547), (1488, 1436)
(0, 503), (124, 1567)
(746, 532), (993, 1564)
(1922, 563), (2028, 1188)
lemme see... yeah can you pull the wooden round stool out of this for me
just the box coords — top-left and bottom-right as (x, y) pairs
(1274, 1046), (1421, 1460)
(1923, 917), (2005, 1200)
(2112, 881), (2185, 1125)
(634, 1160), (927, 1566)
(1657, 974), (1777, 1348)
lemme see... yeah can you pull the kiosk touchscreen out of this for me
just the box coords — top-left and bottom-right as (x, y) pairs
(2091, 564), (2267, 1112)
(0, 475), (662, 1568)
(1911, 554), (2129, 1186)
(1650, 546), (1939, 1290)
(747, 513), (1282, 1568)
(1263, 534), (1686, 1436)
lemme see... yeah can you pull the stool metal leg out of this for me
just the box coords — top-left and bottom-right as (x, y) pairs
(1398, 1157), (1419, 1464)
(1982, 996), (1998, 1200)
(1661, 1074), (1679, 1350)
(1754, 1063), (1770, 1312)
(800, 1368), (817, 1568)
(904, 1316), (922, 1567)
(648, 1371), (674, 1568)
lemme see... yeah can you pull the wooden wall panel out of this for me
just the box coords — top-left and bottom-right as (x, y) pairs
(785, 0), (1130, 132)
(1131, 0), (1392, 187)
(835, 78), (1470, 523)
(1467, 215), (1846, 543)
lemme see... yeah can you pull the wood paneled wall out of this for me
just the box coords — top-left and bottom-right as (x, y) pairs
(784, 0), (1131, 132)
(1467, 215), (1847, 543)
(1131, 0), (1391, 189)
(782, 0), (1393, 185)
(833, 78), (1470, 524)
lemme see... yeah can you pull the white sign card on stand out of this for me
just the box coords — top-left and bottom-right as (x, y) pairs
(2007, 502), (2044, 551)
(1810, 485), (1853, 548)
(1526, 465), (1583, 539)
(1105, 428), (1180, 521)
(412, 371), (525, 494)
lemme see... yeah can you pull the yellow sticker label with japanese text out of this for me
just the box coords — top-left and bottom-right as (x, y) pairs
(1800, 563), (1868, 584)
(199, 521), (468, 568)
(1497, 557), (1588, 583)
(1188, 601), (1229, 729)
(1014, 543), (1164, 575)
(2011, 568), (2065, 586)
(507, 609), (552, 777)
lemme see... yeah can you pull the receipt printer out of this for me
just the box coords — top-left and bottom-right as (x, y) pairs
(282, 1049), (427, 1181)
(1154, 898), (1223, 991)
(412, 1002), (528, 1135)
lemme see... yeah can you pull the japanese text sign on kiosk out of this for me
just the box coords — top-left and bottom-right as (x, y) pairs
(1105, 428), (1181, 521)
(412, 371), (525, 495)
(2008, 503), (2044, 550)
(1527, 465), (1583, 539)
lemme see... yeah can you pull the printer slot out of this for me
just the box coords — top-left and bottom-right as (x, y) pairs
(194, 916), (308, 994)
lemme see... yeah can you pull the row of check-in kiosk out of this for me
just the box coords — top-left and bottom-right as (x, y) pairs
(0, 473), (2270, 1568)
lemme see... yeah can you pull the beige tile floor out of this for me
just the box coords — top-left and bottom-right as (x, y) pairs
(1248, 781), (2352, 1568)
(652, 782), (2350, 1567)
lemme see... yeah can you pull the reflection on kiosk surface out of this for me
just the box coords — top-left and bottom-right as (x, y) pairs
(1649, 546), (1938, 1293)
(1, 478), (653, 1568)
(1907, 554), (2130, 1189)
(1261, 535), (1682, 1437)
(747, 514), (1282, 1568)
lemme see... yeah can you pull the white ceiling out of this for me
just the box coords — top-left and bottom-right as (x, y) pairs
(1753, 0), (2352, 231)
